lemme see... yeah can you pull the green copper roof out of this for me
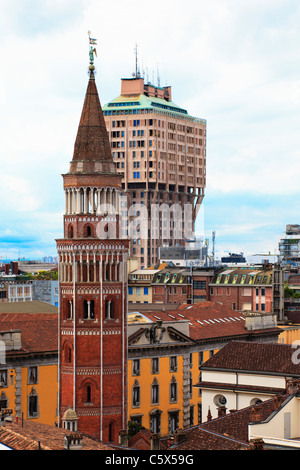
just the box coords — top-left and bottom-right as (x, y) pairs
(103, 93), (206, 124)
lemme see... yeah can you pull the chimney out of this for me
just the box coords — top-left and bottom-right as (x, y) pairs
(150, 433), (160, 450)
(217, 406), (227, 418)
(174, 428), (185, 444)
(273, 395), (284, 411)
(286, 378), (300, 395)
(119, 429), (129, 447)
(64, 433), (83, 450)
(207, 407), (212, 422)
(250, 405), (262, 422)
(249, 438), (264, 450)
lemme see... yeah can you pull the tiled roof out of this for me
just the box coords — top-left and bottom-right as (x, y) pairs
(0, 312), (57, 354)
(200, 340), (300, 375)
(172, 395), (289, 450)
(72, 74), (113, 165)
(0, 417), (115, 450)
(210, 267), (273, 286)
(134, 302), (280, 342)
(0, 300), (57, 314)
(172, 427), (249, 450)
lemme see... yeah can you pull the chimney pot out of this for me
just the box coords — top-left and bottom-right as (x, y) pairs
(250, 405), (262, 422)
(150, 433), (160, 450)
(249, 438), (264, 450)
(174, 428), (185, 444)
(217, 406), (227, 417)
(64, 432), (83, 450)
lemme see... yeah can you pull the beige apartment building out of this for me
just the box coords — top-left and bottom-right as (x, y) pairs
(103, 77), (206, 268)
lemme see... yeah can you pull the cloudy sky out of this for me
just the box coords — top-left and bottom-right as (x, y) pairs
(0, 0), (299, 262)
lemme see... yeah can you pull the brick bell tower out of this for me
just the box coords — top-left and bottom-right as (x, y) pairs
(56, 39), (129, 444)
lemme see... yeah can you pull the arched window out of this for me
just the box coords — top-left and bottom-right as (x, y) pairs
(68, 225), (74, 238)
(83, 300), (95, 319)
(106, 263), (110, 281)
(132, 380), (140, 407)
(213, 394), (227, 407)
(83, 224), (93, 238)
(151, 378), (159, 405)
(170, 376), (177, 403)
(109, 422), (114, 442)
(83, 382), (94, 405)
(86, 385), (92, 403)
(105, 299), (114, 319)
(64, 343), (73, 364)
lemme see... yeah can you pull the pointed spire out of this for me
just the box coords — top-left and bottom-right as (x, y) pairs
(69, 34), (115, 175)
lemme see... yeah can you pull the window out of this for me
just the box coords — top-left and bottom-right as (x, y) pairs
(132, 380), (140, 407)
(85, 384), (92, 404)
(0, 370), (8, 387)
(65, 344), (72, 364)
(199, 351), (204, 367)
(28, 366), (38, 384)
(83, 300), (95, 319)
(132, 359), (140, 376)
(136, 287), (141, 296)
(151, 378), (159, 404)
(170, 376), (177, 402)
(150, 411), (161, 434)
(0, 392), (8, 410)
(193, 280), (206, 289)
(128, 287), (133, 295)
(151, 358), (159, 374)
(170, 356), (177, 372)
(144, 287), (148, 295)
(169, 411), (179, 434)
(105, 299), (114, 319)
(214, 394), (227, 407)
(28, 388), (39, 418)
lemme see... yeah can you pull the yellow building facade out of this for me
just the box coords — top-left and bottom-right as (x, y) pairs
(127, 313), (220, 435)
(0, 307), (58, 427)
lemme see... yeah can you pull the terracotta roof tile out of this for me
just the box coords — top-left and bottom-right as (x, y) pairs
(200, 340), (300, 375)
(172, 394), (290, 450)
(134, 302), (280, 342)
(0, 312), (57, 354)
(0, 417), (114, 450)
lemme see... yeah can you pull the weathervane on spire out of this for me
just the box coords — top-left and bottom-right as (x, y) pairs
(88, 31), (97, 72)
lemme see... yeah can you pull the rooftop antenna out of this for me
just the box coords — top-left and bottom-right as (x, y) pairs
(134, 43), (140, 78)
(157, 63), (160, 87)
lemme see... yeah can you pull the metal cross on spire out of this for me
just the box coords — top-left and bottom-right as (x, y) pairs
(88, 31), (97, 73)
